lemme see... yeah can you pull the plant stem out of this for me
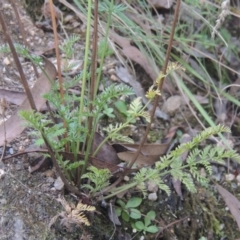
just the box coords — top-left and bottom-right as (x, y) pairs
(95, 0), (114, 97)
(76, 0), (92, 165)
(79, 0), (99, 179)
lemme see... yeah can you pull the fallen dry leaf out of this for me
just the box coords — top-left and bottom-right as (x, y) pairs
(29, 155), (53, 173)
(216, 184), (240, 230)
(108, 204), (121, 226)
(0, 58), (57, 146)
(113, 127), (180, 166)
(0, 89), (26, 105)
(92, 132), (120, 166)
(117, 151), (160, 166)
(60, 151), (135, 175)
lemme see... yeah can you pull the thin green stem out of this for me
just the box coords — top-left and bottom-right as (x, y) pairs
(75, 0), (92, 162)
(95, 0), (114, 97)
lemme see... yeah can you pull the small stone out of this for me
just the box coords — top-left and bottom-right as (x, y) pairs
(46, 177), (55, 183)
(211, 172), (221, 182)
(0, 169), (5, 179)
(231, 182), (237, 189)
(0, 198), (7, 204)
(236, 174), (240, 183)
(225, 173), (235, 182)
(54, 176), (64, 190)
(147, 180), (158, 192)
(64, 14), (74, 23)
(72, 21), (81, 28)
(123, 176), (130, 181)
(9, 148), (14, 154)
(18, 146), (25, 153)
(108, 68), (115, 74)
(162, 95), (182, 113)
(219, 223), (225, 231)
(148, 192), (158, 201)
(42, 169), (55, 178)
(110, 74), (118, 81)
(3, 57), (10, 65)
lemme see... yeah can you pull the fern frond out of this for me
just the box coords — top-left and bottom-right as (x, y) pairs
(97, 84), (134, 104)
(0, 43), (42, 64)
(81, 166), (112, 194)
(35, 138), (45, 146)
(99, 2), (127, 14)
(65, 161), (84, 170)
(134, 168), (147, 182)
(157, 181), (171, 196)
(63, 74), (82, 89)
(71, 203), (94, 226)
(169, 125), (231, 158)
(128, 97), (142, 115)
(110, 134), (134, 143)
(59, 35), (80, 58)
(181, 173), (196, 193)
(150, 178), (171, 196)
(71, 211), (90, 226)
(156, 155), (172, 170)
(139, 111), (150, 123)
(76, 201), (96, 212)
(135, 182), (147, 198)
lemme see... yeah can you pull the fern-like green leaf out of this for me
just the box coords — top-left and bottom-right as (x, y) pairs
(110, 134), (134, 143)
(128, 97), (142, 115)
(81, 166), (112, 194)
